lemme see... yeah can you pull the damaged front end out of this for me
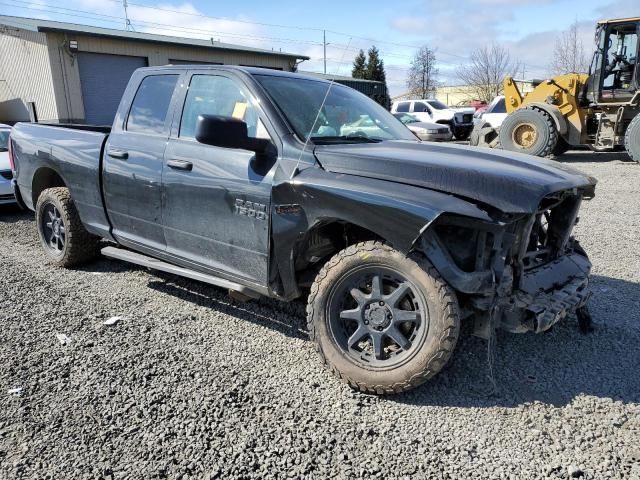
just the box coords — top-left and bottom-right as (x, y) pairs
(420, 188), (592, 337)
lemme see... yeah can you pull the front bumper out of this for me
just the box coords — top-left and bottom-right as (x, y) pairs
(500, 252), (591, 333)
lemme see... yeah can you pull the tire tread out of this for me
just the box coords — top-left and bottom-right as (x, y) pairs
(35, 187), (99, 267)
(306, 240), (460, 395)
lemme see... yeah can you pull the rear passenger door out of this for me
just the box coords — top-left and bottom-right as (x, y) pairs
(103, 73), (180, 252)
(162, 72), (276, 287)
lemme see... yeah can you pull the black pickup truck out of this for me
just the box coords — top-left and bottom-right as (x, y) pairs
(10, 66), (596, 394)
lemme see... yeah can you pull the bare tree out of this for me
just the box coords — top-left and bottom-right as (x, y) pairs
(406, 46), (439, 98)
(550, 21), (590, 75)
(456, 43), (520, 103)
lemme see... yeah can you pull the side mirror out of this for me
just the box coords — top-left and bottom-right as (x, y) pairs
(195, 114), (271, 155)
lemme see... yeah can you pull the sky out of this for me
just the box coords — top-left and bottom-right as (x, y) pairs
(1, 0), (638, 96)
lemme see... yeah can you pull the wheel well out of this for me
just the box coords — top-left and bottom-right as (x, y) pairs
(294, 221), (382, 287)
(32, 168), (66, 207)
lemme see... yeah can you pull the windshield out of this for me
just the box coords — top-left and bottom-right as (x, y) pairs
(393, 113), (419, 124)
(255, 75), (417, 143)
(427, 100), (448, 110)
(0, 130), (9, 151)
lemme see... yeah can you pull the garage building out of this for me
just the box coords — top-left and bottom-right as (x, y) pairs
(0, 15), (309, 125)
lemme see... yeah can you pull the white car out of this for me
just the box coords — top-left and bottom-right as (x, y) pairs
(392, 113), (453, 141)
(390, 99), (474, 140)
(474, 96), (507, 129)
(0, 124), (16, 205)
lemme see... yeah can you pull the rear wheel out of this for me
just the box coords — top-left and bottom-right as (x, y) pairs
(307, 241), (460, 395)
(499, 107), (558, 157)
(625, 113), (640, 162)
(36, 187), (99, 267)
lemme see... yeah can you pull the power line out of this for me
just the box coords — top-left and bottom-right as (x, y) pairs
(2, 0), (551, 74)
(0, 0), (325, 47)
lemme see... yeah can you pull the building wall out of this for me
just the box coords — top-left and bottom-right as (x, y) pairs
(0, 25), (58, 122)
(434, 81), (535, 106)
(46, 31), (298, 122)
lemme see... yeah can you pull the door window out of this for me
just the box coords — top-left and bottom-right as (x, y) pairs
(491, 98), (506, 113)
(126, 75), (178, 134)
(395, 102), (410, 112)
(413, 102), (431, 113)
(180, 75), (269, 140)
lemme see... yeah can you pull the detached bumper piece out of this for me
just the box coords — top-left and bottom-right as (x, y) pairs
(501, 252), (591, 333)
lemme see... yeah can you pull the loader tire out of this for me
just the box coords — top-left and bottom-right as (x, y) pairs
(36, 187), (100, 267)
(499, 107), (558, 157)
(307, 241), (460, 395)
(625, 113), (640, 162)
(470, 122), (499, 149)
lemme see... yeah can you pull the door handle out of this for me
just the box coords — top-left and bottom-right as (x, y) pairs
(107, 149), (128, 160)
(167, 159), (193, 171)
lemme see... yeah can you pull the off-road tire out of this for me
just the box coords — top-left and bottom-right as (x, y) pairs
(470, 122), (499, 149)
(469, 122), (484, 146)
(499, 106), (558, 157)
(307, 241), (460, 395)
(625, 113), (640, 162)
(36, 187), (99, 267)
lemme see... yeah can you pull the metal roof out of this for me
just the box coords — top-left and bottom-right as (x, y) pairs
(301, 71), (385, 84)
(0, 15), (309, 60)
(597, 17), (640, 25)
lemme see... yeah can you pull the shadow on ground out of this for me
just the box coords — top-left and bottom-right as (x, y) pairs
(555, 150), (634, 164)
(136, 265), (640, 409)
(0, 205), (31, 222)
(4, 201), (638, 408)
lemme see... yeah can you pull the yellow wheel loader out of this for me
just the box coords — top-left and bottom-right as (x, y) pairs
(471, 17), (640, 161)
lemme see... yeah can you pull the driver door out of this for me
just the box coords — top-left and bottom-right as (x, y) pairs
(162, 72), (275, 287)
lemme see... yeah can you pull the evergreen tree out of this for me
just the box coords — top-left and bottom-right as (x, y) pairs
(365, 46), (390, 107)
(352, 50), (367, 79)
(366, 46), (386, 82)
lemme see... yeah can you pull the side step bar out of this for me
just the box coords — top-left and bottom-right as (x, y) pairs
(101, 246), (261, 299)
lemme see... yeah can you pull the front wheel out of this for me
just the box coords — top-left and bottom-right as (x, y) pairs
(453, 126), (471, 141)
(307, 241), (460, 395)
(499, 107), (558, 157)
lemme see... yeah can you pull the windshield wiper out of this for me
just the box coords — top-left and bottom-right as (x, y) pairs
(310, 135), (382, 144)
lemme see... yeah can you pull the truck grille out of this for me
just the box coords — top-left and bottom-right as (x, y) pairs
(521, 191), (582, 270)
(0, 170), (12, 180)
(437, 128), (449, 134)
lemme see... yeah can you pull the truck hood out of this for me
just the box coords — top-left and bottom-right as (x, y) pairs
(313, 141), (597, 214)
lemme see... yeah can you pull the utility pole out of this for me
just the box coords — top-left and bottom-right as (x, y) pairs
(323, 30), (327, 74)
(123, 0), (132, 31)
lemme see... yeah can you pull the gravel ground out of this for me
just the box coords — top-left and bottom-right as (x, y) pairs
(1, 150), (639, 480)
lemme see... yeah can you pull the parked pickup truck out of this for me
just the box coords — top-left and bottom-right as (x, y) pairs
(10, 66), (597, 394)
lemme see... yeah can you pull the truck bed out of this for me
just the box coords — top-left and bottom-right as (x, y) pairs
(11, 122), (112, 239)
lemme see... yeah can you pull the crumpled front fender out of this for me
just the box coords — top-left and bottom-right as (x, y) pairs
(270, 168), (493, 299)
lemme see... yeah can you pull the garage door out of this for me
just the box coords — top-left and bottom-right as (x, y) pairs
(77, 52), (148, 125)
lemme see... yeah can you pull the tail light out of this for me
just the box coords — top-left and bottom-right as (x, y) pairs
(7, 135), (15, 171)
